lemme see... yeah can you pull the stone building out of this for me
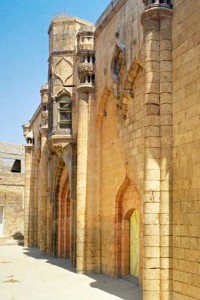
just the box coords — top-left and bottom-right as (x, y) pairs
(0, 142), (25, 237)
(23, 0), (200, 299)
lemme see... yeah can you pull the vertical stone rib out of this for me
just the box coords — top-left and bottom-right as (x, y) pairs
(76, 92), (88, 272)
(24, 145), (33, 247)
(87, 91), (100, 272)
(71, 144), (77, 267)
(39, 127), (48, 253)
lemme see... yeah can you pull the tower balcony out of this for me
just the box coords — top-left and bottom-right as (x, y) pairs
(143, 0), (173, 9)
(78, 62), (95, 77)
(77, 44), (94, 55)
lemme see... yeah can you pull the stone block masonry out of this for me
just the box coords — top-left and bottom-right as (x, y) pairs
(0, 142), (25, 237)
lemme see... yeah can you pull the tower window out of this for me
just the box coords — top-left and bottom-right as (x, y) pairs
(58, 96), (72, 130)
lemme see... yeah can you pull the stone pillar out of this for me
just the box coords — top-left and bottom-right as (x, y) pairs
(143, 14), (161, 300)
(38, 126), (48, 253)
(76, 24), (96, 273)
(159, 14), (173, 299)
(141, 2), (173, 300)
(86, 91), (100, 272)
(76, 91), (88, 272)
(24, 144), (33, 247)
(71, 143), (77, 267)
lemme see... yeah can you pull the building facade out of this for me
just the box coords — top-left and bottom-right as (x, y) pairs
(0, 142), (25, 238)
(23, 1), (200, 299)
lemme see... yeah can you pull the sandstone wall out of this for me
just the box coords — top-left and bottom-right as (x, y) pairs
(0, 142), (24, 237)
(172, 0), (200, 298)
(95, 0), (145, 281)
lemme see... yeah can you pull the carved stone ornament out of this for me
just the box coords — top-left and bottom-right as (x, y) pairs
(77, 44), (94, 55)
(41, 110), (49, 125)
(111, 30), (143, 119)
(50, 143), (64, 155)
(54, 57), (73, 85)
(111, 31), (126, 85)
(50, 88), (71, 102)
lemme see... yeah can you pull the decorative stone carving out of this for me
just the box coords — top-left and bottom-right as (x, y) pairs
(111, 31), (126, 83)
(41, 110), (49, 125)
(22, 123), (30, 139)
(54, 57), (73, 85)
(25, 131), (34, 145)
(78, 62), (95, 76)
(49, 143), (64, 155)
(111, 30), (143, 119)
(77, 44), (94, 55)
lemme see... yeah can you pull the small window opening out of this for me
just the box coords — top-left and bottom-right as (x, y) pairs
(58, 96), (72, 130)
(11, 160), (21, 173)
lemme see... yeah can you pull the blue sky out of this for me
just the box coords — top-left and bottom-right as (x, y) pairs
(0, 0), (111, 144)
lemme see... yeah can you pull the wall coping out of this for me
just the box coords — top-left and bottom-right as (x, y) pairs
(95, 0), (129, 36)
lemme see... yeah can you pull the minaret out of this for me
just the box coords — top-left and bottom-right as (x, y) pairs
(141, 1), (173, 299)
(76, 25), (96, 273)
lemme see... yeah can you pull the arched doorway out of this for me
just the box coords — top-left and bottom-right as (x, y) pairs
(115, 177), (141, 281)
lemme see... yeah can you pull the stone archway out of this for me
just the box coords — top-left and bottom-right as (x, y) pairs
(115, 177), (141, 281)
(52, 161), (71, 259)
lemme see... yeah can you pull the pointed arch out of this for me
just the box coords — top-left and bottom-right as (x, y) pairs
(52, 159), (71, 258)
(114, 175), (141, 280)
(96, 86), (111, 127)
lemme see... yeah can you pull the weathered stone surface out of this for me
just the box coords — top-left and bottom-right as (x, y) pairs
(0, 142), (24, 237)
(22, 1), (200, 299)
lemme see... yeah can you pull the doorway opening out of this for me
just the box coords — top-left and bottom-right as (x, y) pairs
(115, 178), (141, 283)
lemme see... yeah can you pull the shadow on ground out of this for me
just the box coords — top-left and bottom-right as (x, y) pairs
(23, 247), (75, 272)
(24, 247), (142, 300)
(89, 274), (142, 300)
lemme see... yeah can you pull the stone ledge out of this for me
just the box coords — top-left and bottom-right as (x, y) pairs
(95, 0), (128, 37)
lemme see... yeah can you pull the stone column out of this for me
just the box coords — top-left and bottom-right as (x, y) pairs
(86, 91), (100, 272)
(71, 143), (77, 267)
(159, 14), (173, 299)
(76, 24), (96, 273)
(141, 2), (173, 299)
(38, 126), (48, 253)
(76, 91), (89, 273)
(24, 144), (33, 247)
(143, 14), (161, 300)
